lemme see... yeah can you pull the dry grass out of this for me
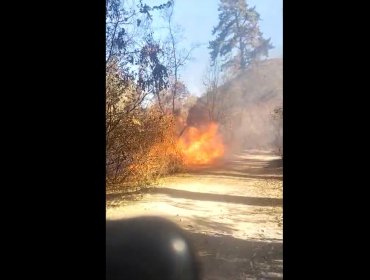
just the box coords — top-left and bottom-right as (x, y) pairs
(106, 110), (185, 193)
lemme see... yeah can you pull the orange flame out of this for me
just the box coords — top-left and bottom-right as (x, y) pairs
(178, 122), (225, 165)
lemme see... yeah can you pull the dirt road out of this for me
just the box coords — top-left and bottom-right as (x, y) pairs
(106, 150), (283, 280)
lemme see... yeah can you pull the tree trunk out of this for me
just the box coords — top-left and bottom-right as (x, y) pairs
(235, 11), (246, 70)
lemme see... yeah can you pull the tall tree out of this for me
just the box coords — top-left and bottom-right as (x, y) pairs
(209, 0), (273, 72)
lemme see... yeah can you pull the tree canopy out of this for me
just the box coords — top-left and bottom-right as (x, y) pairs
(209, 0), (273, 72)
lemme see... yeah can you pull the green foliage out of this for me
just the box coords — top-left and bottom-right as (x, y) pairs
(209, 0), (273, 72)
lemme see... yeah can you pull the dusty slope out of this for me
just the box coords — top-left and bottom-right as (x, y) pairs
(107, 150), (283, 280)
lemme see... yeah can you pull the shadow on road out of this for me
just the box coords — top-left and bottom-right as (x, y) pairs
(106, 151), (283, 279)
(189, 231), (283, 279)
(186, 157), (283, 181)
(151, 188), (282, 207)
(190, 172), (283, 181)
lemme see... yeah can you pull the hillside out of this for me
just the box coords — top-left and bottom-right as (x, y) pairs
(188, 58), (283, 154)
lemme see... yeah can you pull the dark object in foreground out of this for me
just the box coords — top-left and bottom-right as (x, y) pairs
(106, 216), (201, 280)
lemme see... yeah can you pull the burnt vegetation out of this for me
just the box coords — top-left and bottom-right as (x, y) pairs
(106, 0), (282, 192)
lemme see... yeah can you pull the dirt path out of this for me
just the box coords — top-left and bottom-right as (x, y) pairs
(106, 150), (283, 280)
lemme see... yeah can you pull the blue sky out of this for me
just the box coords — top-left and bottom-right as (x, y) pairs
(152, 0), (283, 96)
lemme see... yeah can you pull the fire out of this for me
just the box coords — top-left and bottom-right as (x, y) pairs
(178, 122), (225, 165)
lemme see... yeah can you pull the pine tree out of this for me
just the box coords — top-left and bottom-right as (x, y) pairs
(209, 0), (273, 72)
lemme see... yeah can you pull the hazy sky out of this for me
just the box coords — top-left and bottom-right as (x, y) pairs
(153, 0), (283, 96)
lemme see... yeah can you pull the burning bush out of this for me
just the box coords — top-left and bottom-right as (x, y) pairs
(106, 65), (183, 191)
(106, 62), (227, 192)
(177, 122), (225, 165)
(107, 107), (184, 191)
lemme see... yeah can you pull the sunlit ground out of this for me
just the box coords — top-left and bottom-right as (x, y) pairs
(106, 150), (283, 279)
